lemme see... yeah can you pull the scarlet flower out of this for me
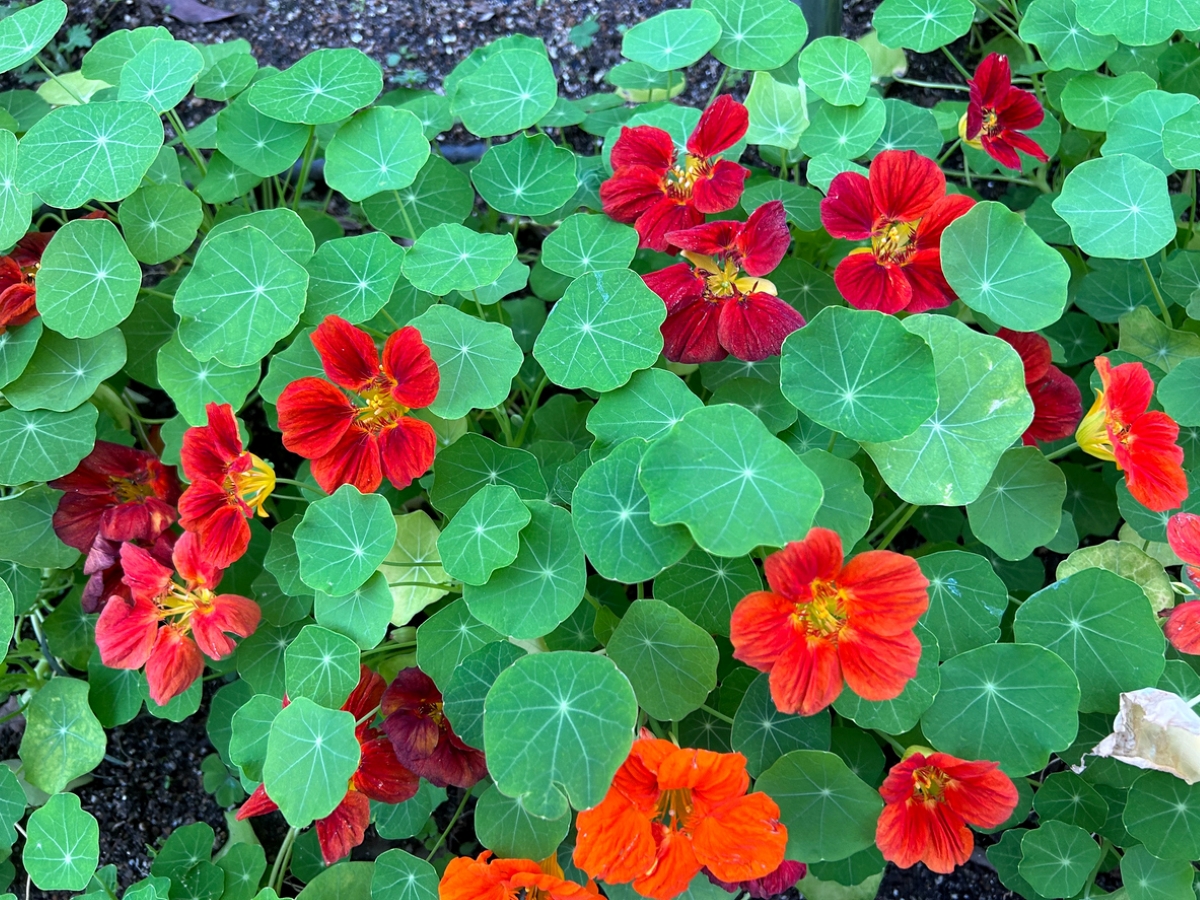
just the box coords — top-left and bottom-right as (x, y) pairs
(876, 750), (1018, 874)
(820, 150), (974, 315)
(706, 860), (807, 899)
(996, 328), (1082, 446)
(50, 440), (181, 554)
(237, 666), (419, 865)
(600, 95), (750, 253)
(642, 201), (805, 363)
(729, 527), (929, 717)
(961, 54), (1048, 171)
(178, 402), (276, 569)
(573, 734), (787, 900)
(380, 667), (487, 789)
(440, 852), (600, 900)
(277, 315), (439, 494)
(1076, 356), (1187, 512)
(1163, 513), (1200, 654)
(95, 532), (261, 704)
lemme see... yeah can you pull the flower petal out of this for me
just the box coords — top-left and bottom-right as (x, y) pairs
(574, 793), (658, 886)
(660, 294), (725, 364)
(691, 159), (749, 215)
(687, 96), (748, 158)
(315, 790), (370, 865)
(384, 326), (440, 409)
(235, 783), (280, 819)
(612, 125), (677, 171)
(875, 795), (973, 874)
(95, 594), (160, 669)
(601, 165), (669, 223)
(181, 403), (243, 482)
(1025, 366), (1083, 445)
(178, 479), (249, 570)
(837, 625), (922, 702)
(354, 734), (420, 803)
(145, 625), (205, 705)
(768, 634), (844, 716)
(821, 171), (876, 240)
(997, 329), (1052, 384)
(900, 249), (958, 314)
(869, 150), (945, 223)
(764, 529), (843, 600)
(935, 753), (1019, 828)
(839, 549), (929, 634)
(377, 416), (437, 491)
(119, 541), (173, 603)
(190, 593), (261, 660)
(717, 291), (805, 361)
(310, 426), (383, 494)
(737, 200), (791, 276)
(691, 792), (787, 885)
(916, 194), (975, 249)
(1165, 600), (1200, 655)
(1169, 513), (1200, 567)
(730, 591), (799, 671)
(278, 377), (355, 459)
(312, 314), (381, 392)
(636, 197), (704, 253)
(833, 252), (913, 313)
(1116, 410), (1187, 513)
(632, 825), (702, 900)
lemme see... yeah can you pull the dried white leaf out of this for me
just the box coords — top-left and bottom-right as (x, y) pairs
(1084, 688), (1200, 784)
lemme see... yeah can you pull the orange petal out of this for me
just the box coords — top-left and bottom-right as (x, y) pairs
(763, 529), (842, 600)
(655, 747), (749, 806)
(935, 754), (1019, 828)
(573, 793), (657, 885)
(767, 632), (843, 716)
(632, 825), (702, 900)
(729, 591), (797, 671)
(690, 792), (787, 885)
(838, 625), (922, 702)
(875, 797), (973, 875)
(839, 550), (929, 635)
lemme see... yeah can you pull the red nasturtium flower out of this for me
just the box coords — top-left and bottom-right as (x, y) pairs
(600, 95), (750, 253)
(573, 734), (787, 900)
(820, 150), (973, 315)
(1077, 356), (1187, 512)
(50, 440), (181, 554)
(729, 527), (929, 717)
(178, 402), (276, 569)
(80, 532), (176, 614)
(277, 315), (439, 494)
(1163, 513), (1200, 654)
(642, 200), (804, 363)
(996, 328), (1082, 446)
(238, 666), (420, 864)
(706, 860), (807, 899)
(95, 532), (261, 704)
(876, 750), (1019, 874)
(381, 667), (487, 788)
(441, 852), (600, 900)
(0, 231), (52, 333)
(960, 53), (1048, 171)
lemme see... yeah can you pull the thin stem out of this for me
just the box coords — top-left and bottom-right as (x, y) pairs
(30, 612), (67, 678)
(876, 503), (917, 551)
(939, 45), (973, 81)
(274, 477), (326, 496)
(512, 374), (550, 447)
(938, 139), (962, 166)
(969, 0), (1026, 47)
(292, 128), (318, 210)
(941, 169), (1040, 188)
(391, 189), (419, 239)
(34, 55), (84, 104)
(866, 504), (907, 545)
(893, 76), (969, 92)
(699, 703), (735, 725)
(269, 826), (299, 894)
(874, 729), (906, 754)
(165, 108), (208, 177)
(492, 403), (515, 446)
(1142, 257), (1173, 327)
(386, 580), (459, 591)
(1045, 441), (1079, 461)
(707, 65), (729, 104)
(427, 789), (471, 860)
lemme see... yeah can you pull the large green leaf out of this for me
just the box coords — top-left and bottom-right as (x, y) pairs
(0, 485), (77, 568)
(361, 156), (474, 240)
(0, 404), (98, 485)
(541, 214), (637, 279)
(371, 849), (438, 900)
(1120, 843), (1195, 900)
(19, 677), (106, 795)
(23, 792), (99, 891)
(118, 38), (204, 112)
(871, 0), (973, 51)
(621, 8), (721, 71)
(918, 551), (1006, 660)
(118, 183), (203, 266)
(861, 314), (1032, 506)
(295, 486), (397, 597)
(694, 0), (808, 69)
(1125, 771), (1200, 859)
(780, 306), (937, 442)
(731, 672), (831, 778)
(472, 134), (577, 216)
(653, 547), (762, 637)
(1059, 71), (1155, 132)
(156, 334), (259, 426)
(401, 224), (516, 295)
(248, 48), (382, 124)
(586, 367), (703, 458)
(303, 232), (406, 325)
(3, 327), (126, 412)
(262, 697), (360, 827)
(215, 94), (311, 178)
(453, 48), (557, 137)
(0, 0), (65, 74)
(474, 784), (569, 861)
(442, 641), (526, 749)
(1075, 0), (1200, 45)
(1018, 822), (1101, 899)
(1102, 90), (1196, 174)
(799, 37), (872, 107)
(1014, 568), (1165, 712)
(484, 651), (637, 817)
(1053, 154), (1176, 260)
(966, 447), (1066, 560)
(1019, 0), (1117, 71)
(324, 107), (429, 203)
(428, 433), (547, 518)
(639, 403), (823, 557)
(533, 268), (665, 392)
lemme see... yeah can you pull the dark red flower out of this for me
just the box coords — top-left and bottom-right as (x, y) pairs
(996, 329), (1082, 446)
(80, 531), (175, 614)
(237, 666), (419, 864)
(50, 440), (181, 554)
(601, 95), (750, 253)
(643, 201), (804, 363)
(962, 54), (1048, 171)
(706, 860), (807, 898)
(381, 667), (487, 789)
(277, 315), (439, 494)
(179, 402), (275, 569)
(820, 150), (973, 314)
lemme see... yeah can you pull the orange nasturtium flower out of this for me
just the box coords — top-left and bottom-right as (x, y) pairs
(573, 735), (787, 900)
(440, 851), (600, 900)
(1076, 356), (1188, 512)
(729, 527), (929, 717)
(876, 750), (1019, 874)
(1163, 512), (1200, 654)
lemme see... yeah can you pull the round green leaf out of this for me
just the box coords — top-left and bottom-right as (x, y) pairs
(119, 183), (202, 266)
(966, 446), (1066, 561)
(802, 449), (874, 549)
(428, 434), (547, 518)
(175, 225), (309, 367)
(284, 624), (361, 709)
(1035, 770), (1108, 831)
(0, 0), (66, 74)
(533, 268), (665, 392)
(205, 207), (314, 266)
(585, 367), (703, 457)
(24, 792), (99, 891)
(1018, 821), (1101, 899)
(295, 485), (398, 597)
(1053, 154), (1176, 260)
(732, 673), (831, 778)
(437, 484), (531, 587)
(0, 404), (98, 485)
(741, 181), (823, 230)
(374, 783), (447, 840)
(861, 314), (1032, 506)
(35, 217), (140, 338)
(248, 48), (382, 124)
(1075, 0), (1199, 45)
(1103, 90), (1197, 175)
(118, 39), (204, 112)
(17, 101), (163, 208)
(744, 71), (809, 150)
(194, 51), (257, 101)
(262, 697), (360, 827)
(371, 849), (438, 900)
(313, 571), (393, 651)
(1019, 0), (1117, 70)
(361, 155), (474, 240)
(303, 232), (405, 325)
(474, 784), (569, 861)
(541, 214), (637, 280)
(780, 306), (937, 442)
(81, 26), (171, 84)
(463, 500), (586, 640)
(380, 511), (449, 628)
(1059, 537), (1174, 614)
(215, 94), (311, 178)
(407, 304), (524, 419)
(572, 438), (693, 583)
(19, 677), (106, 795)
(940, 201), (1071, 331)
(1121, 842), (1196, 900)
(755, 750), (882, 863)
(3, 327), (125, 412)
(0, 131), (30, 250)
(325, 107), (429, 203)
(1126, 770), (1200, 859)
(694, 0), (808, 70)
(872, 0), (973, 51)
(799, 95), (886, 159)
(834, 623), (940, 734)
(1059, 70), (1155, 132)
(156, 334), (258, 426)
(1014, 568), (1165, 713)
(1164, 106), (1200, 171)
(622, 8), (721, 72)
(640, 403), (823, 557)
(453, 48), (557, 138)
(799, 37), (872, 107)
(229, 693), (278, 781)
(918, 550), (1006, 660)
(443, 640), (526, 749)
(0, 485), (78, 569)
(416, 599), (502, 690)
(921, 643), (1080, 776)
(401, 224), (516, 295)
(472, 134), (577, 217)
(484, 651), (637, 817)
(608, 598), (718, 722)
(653, 547), (762, 637)
(196, 151), (263, 204)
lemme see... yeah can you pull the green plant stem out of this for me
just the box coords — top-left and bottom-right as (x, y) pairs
(269, 826), (299, 894)
(1142, 257), (1173, 327)
(34, 55), (85, 104)
(938, 139), (962, 166)
(707, 65), (729, 104)
(893, 76), (968, 92)
(512, 374), (550, 446)
(427, 789), (471, 860)
(292, 128), (318, 210)
(873, 729), (906, 754)
(876, 503), (917, 551)
(274, 477), (327, 496)
(865, 503), (907, 544)
(699, 703), (735, 725)
(939, 46), (973, 81)
(1044, 441), (1079, 461)
(29, 613), (66, 678)
(492, 403), (515, 445)
(969, 0), (1026, 49)
(165, 108), (208, 177)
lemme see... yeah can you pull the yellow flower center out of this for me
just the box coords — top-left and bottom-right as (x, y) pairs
(801, 579), (848, 638)
(912, 765), (950, 803)
(110, 476), (155, 504)
(232, 454), (276, 517)
(664, 154), (707, 199)
(1076, 390), (1116, 462)
(356, 377), (410, 434)
(682, 251), (778, 302)
(656, 787), (695, 829)
(871, 220), (919, 265)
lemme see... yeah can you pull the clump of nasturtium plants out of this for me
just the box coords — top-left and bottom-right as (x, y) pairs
(4, 0), (1200, 898)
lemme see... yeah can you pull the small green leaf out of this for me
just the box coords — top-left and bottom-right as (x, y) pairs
(428, 433), (547, 518)
(0, 131), (30, 250)
(248, 48), (382, 124)
(285, 624), (361, 709)
(215, 94), (311, 178)
(194, 51), (256, 101)
(474, 784), (569, 861)
(803, 449), (874, 549)
(119, 183), (203, 266)
(24, 792), (99, 891)
(621, 8), (720, 71)
(263, 697), (360, 827)
(1059, 71), (1155, 132)
(436, 484), (531, 586)
(313, 571), (394, 651)
(1103, 90), (1197, 175)
(1035, 770), (1108, 831)
(732, 672), (831, 778)
(452, 48), (557, 137)
(1019, 0), (1117, 71)
(443, 641), (526, 749)
(401, 224), (516, 295)
(295, 486), (397, 597)
(654, 547), (762, 637)
(1018, 822), (1100, 899)
(118, 39), (204, 112)
(19, 678), (106, 795)
(1121, 842), (1196, 900)
(371, 849), (438, 900)
(743, 70), (809, 150)
(799, 95), (886, 159)
(81, 26), (171, 84)
(799, 37), (872, 107)
(472, 134), (577, 216)
(229, 693), (279, 781)
(303, 232), (406, 325)
(1054, 154), (1176, 260)
(0, 485), (77, 568)
(3, 327), (126, 412)
(0, 404), (98, 485)
(966, 447), (1067, 561)
(694, 0), (808, 69)
(918, 551), (1006, 660)
(416, 599), (502, 690)
(872, 0), (973, 51)
(156, 334), (259, 426)
(586, 367), (703, 457)
(380, 510), (449, 627)
(0, 0), (67, 74)
(325, 107), (429, 203)
(541, 214), (637, 279)
(361, 156), (474, 240)
(1075, 0), (1199, 45)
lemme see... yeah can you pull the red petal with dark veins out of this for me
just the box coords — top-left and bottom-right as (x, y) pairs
(820, 171), (876, 240)
(687, 95), (749, 158)
(315, 791), (371, 866)
(611, 125), (677, 171)
(311, 314), (381, 392)
(869, 150), (945, 223)
(833, 252), (913, 313)
(635, 197), (704, 253)
(377, 416), (437, 490)
(181, 403), (244, 482)
(1025, 366), (1082, 445)
(309, 426), (384, 494)
(736, 200), (791, 276)
(717, 292), (805, 361)
(691, 159), (749, 215)
(95, 594), (160, 669)
(600, 165), (668, 223)
(384, 326), (440, 409)
(178, 479), (249, 571)
(660, 296), (725, 364)
(278, 377), (356, 459)
(145, 626), (205, 705)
